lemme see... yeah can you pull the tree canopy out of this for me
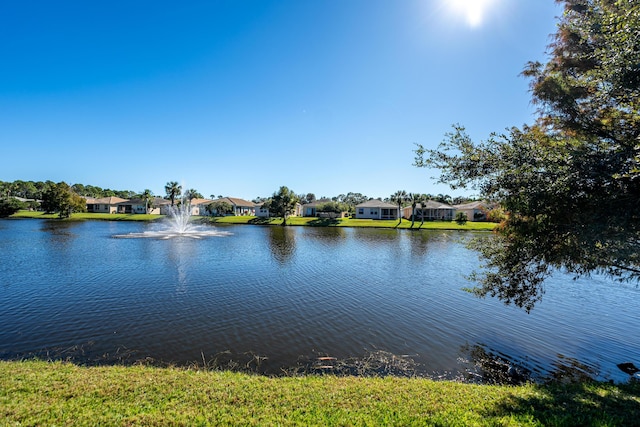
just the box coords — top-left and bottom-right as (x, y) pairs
(41, 182), (87, 218)
(414, 0), (640, 311)
(264, 186), (299, 226)
(164, 181), (182, 206)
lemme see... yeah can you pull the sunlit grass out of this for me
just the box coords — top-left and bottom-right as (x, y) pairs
(1, 360), (637, 426)
(11, 211), (162, 221)
(11, 211), (496, 230)
(207, 215), (497, 230)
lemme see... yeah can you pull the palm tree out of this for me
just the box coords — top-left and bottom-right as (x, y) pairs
(391, 190), (408, 223)
(408, 192), (424, 228)
(420, 194), (429, 226)
(184, 188), (202, 201)
(141, 189), (154, 214)
(165, 181), (182, 206)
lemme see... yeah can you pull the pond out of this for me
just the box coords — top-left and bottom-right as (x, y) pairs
(0, 218), (638, 383)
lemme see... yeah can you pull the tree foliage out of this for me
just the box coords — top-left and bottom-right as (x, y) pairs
(0, 198), (26, 217)
(316, 201), (349, 214)
(41, 182), (87, 218)
(164, 181), (182, 206)
(390, 190), (408, 223)
(183, 188), (203, 201)
(414, 0), (640, 310)
(454, 212), (468, 226)
(207, 200), (234, 216)
(264, 186), (299, 226)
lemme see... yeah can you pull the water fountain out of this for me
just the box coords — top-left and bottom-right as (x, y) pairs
(113, 201), (232, 239)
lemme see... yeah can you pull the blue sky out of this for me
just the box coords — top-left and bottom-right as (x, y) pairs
(1, 1), (561, 200)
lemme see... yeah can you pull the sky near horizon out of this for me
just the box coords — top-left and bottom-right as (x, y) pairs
(1, 1), (562, 200)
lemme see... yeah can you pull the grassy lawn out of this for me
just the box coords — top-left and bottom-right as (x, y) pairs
(10, 211), (495, 230)
(206, 215), (497, 231)
(10, 211), (162, 221)
(1, 360), (638, 426)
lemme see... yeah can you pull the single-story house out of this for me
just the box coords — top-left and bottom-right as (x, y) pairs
(403, 200), (455, 221)
(86, 197), (128, 214)
(301, 199), (325, 217)
(205, 197), (256, 216)
(301, 199), (347, 217)
(254, 202), (303, 218)
(255, 202), (269, 218)
(115, 197), (166, 215)
(188, 198), (215, 216)
(354, 200), (398, 220)
(453, 201), (490, 222)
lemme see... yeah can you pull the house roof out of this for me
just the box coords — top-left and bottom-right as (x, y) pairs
(189, 198), (215, 206)
(453, 201), (489, 210)
(355, 199), (397, 209)
(88, 196), (128, 205)
(213, 197), (256, 207)
(414, 200), (454, 209)
(115, 197), (167, 206)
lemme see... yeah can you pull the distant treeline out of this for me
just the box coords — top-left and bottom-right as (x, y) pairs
(0, 180), (478, 208)
(0, 180), (136, 200)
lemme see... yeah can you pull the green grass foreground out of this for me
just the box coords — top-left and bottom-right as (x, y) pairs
(1, 361), (638, 426)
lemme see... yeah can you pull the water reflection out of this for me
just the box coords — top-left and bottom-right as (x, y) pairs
(459, 344), (532, 385)
(2, 220), (639, 384)
(458, 344), (610, 385)
(163, 238), (199, 295)
(267, 226), (296, 264)
(407, 230), (433, 258)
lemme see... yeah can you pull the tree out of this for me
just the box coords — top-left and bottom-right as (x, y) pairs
(408, 193), (424, 228)
(414, 0), (640, 311)
(454, 212), (468, 225)
(265, 186), (299, 226)
(390, 190), (408, 223)
(184, 188), (203, 201)
(0, 198), (25, 217)
(316, 201), (348, 214)
(165, 181), (182, 206)
(207, 200), (233, 216)
(420, 194), (430, 226)
(41, 182), (87, 218)
(140, 189), (154, 214)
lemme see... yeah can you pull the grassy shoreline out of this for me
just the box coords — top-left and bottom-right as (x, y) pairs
(1, 360), (638, 426)
(9, 210), (497, 231)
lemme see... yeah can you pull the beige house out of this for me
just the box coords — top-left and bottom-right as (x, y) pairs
(86, 197), (128, 214)
(255, 202), (303, 218)
(188, 198), (215, 216)
(115, 197), (167, 215)
(453, 201), (490, 221)
(354, 200), (398, 220)
(403, 200), (455, 221)
(204, 197), (256, 216)
(300, 199), (348, 218)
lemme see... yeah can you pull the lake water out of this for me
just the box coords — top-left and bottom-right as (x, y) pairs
(1, 219), (638, 383)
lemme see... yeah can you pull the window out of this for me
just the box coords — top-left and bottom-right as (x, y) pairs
(358, 209), (364, 214)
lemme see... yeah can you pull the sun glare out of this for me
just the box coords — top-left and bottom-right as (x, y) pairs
(445, 0), (497, 28)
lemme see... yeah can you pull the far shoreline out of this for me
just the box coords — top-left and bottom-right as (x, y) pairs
(8, 210), (497, 231)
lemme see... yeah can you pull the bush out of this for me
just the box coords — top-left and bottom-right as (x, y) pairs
(0, 198), (26, 217)
(455, 212), (468, 225)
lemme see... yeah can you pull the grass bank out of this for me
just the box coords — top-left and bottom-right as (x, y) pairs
(10, 211), (162, 221)
(1, 361), (638, 426)
(10, 210), (496, 230)
(207, 215), (497, 231)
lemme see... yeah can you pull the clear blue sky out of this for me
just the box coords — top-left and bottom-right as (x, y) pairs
(1, 0), (561, 200)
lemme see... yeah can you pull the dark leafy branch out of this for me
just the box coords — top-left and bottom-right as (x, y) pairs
(415, 0), (640, 311)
